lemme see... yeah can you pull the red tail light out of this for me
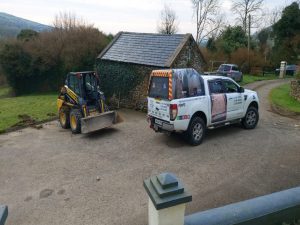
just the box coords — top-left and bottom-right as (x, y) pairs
(170, 104), (178, 121)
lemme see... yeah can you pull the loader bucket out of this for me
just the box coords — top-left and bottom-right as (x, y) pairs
(81, 111), (123, 134)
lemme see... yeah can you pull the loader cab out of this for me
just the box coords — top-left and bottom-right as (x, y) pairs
(66, 71), (100, 105)
(66, 72), (82, 96)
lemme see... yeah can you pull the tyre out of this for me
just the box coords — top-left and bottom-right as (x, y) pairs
(59, 107), (70, 129)
(186, 117), (206, 146)
(69, 109), (82, 134)
(242, 106), (259, 129)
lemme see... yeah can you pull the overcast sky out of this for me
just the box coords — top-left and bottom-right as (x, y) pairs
(0, 0), (294, 36)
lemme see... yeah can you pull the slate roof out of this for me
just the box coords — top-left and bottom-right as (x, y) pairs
(97, 32), (192, 67)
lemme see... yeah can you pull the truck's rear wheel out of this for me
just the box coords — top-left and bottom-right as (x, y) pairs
(70, 109), (82, 134)
(59, 108), (70, 129)
(186, 117), (206, 146)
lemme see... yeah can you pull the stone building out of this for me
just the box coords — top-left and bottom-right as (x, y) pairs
(96, 32), (206, 109)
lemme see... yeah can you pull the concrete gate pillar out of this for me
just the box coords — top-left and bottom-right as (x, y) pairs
(0, 205), (8, 225)
(143, 172), (192, 225)
(279, 61), (287, 78)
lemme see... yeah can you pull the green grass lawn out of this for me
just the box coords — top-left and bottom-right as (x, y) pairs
(0, 88), (57, 132)
(270, 83), (300, 113)
(239, 74), (278, 85)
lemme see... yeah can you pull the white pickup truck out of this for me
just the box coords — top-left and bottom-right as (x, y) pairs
(147, 68), (259, 145)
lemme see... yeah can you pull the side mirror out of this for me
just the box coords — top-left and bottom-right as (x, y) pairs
(239, 87), (245, 93)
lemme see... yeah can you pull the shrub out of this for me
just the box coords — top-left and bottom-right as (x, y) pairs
(0, 14), (111, 95)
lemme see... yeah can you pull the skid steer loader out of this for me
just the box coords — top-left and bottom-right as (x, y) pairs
(57, 71), (122, 134)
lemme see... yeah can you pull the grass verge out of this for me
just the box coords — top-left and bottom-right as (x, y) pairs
(269, 83), (300, 113)
(239, 74), (278, 85)
(0, 89), (57, 133)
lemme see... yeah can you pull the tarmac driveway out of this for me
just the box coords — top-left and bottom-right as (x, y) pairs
(0, 79), (299, 225)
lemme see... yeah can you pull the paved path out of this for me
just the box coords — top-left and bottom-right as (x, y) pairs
(0, 79), (299, 225)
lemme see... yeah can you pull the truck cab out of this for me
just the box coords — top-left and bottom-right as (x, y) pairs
(147, 68), (259, 145)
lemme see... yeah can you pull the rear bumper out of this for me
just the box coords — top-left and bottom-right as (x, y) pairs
(148, 116), (174, 132)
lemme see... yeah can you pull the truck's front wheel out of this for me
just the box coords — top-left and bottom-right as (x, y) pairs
(242, 106), (259, 129)
(186, 117), (206, 146)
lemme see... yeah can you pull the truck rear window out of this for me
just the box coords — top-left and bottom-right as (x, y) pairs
(148, 76), (169, 99)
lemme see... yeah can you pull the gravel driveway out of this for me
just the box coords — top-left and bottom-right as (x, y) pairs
(0, 79), (299, 225)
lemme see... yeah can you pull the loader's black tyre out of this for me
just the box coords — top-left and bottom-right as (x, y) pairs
(70, 109), (82, 134)
(59, 108), (70, 129)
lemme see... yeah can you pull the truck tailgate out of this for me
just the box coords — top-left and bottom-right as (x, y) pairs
(148, 98), (170, 121)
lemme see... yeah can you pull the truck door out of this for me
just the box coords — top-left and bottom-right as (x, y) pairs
(208, 79), (227, 123)
(223, 79), (244, 120)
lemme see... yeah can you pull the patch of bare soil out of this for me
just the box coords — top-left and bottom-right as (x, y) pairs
(47, 113), (56, 117)
(3, 114), (58, 134)
(7, 114), (43, 132)
(15, 114), (36, 126)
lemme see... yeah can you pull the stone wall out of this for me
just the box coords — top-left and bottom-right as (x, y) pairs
(290, 80), (300, 102)
(118, 65), (158, 110)
(97, 59), (159, 110)
(171, 37), (204, 73)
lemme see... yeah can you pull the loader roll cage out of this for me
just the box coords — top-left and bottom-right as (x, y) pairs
(66, 71), (99, 100)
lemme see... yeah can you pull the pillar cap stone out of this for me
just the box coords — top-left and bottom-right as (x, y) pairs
(0, 205), (8, 225)
(143, 172), (192, 210)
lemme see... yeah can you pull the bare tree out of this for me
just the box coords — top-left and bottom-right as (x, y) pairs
(157, 5), (178, 34)
(259, 6), (282, 29)
(191, 0), (221, 44)
(232, 0), (264, 32)
(268, 7), (282, 26)
(203, 14), (225, 41)
(53, 11), (90, 30)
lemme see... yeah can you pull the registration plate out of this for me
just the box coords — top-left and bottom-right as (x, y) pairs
(155, 119), (163, 126)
